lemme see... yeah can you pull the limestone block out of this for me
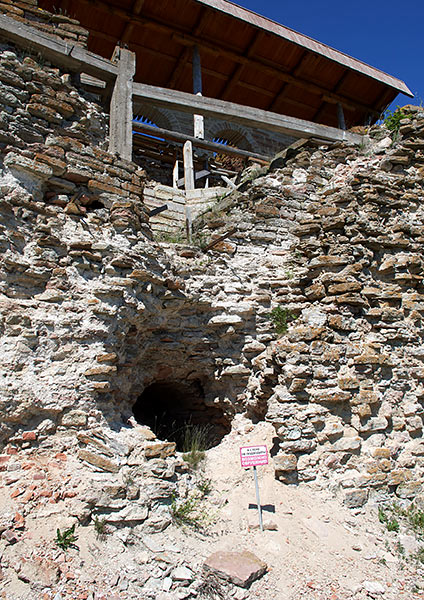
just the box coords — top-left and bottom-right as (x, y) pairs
(332, 437), (361, 453)
(61, 410), (87, 428)
(144, 442), (176, 459)
(208, 315), (243, 326)
(343, 489), (368, 508)
(312, 388), (352, 404)
(273, 453), (297, 472)
(78, 450), (120, 473)
(204, 551), (267, 588)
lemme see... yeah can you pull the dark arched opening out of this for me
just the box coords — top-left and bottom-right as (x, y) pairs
(132, 379), (230, 451)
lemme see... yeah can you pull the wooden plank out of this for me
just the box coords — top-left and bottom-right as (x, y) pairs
(204, 228), (237, 251)
(0, 14), (118, 82)
(132, 83), (363, 144)
(183, 141), (195, 191)
(132, 121), (272, 160)
(109, 47), (135, 160)
(177, 169), (210, 188)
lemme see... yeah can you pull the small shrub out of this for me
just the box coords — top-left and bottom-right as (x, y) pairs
(269, 306), (297, 334)
(56, 524), (78, 551)
(378, 506), (387, 524)
(93, 516), (107, 539)
(197, 477), (212, 497)
(407, 505), (424, 533)
(412, 547), (424, 564)
(384, 107), (409, 139)
(198, 572), (227, 599)
(170, 494), (206, 529)
(387, 518), (399, 533)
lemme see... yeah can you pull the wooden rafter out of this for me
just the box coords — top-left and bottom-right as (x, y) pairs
(167, 8), (208, 89)
(120, 0), (145, 44)
(219, 30), (262, 100)
(89, 28), (227, 81)
(268, 50), (308, 112)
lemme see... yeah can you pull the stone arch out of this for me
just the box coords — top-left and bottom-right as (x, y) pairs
(206, 121), (254, 151)
(133, 103), (173, 131)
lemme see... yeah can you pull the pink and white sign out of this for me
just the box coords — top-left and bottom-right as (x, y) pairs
(240, 445), (268, 468)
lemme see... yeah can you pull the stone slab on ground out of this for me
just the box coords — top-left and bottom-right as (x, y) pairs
(204, 550), (267, 588)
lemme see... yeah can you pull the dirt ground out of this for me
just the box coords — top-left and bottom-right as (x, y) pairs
(0, 418), (423, 599)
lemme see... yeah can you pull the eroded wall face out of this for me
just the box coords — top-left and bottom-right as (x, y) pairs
(194, 117), (424, 506)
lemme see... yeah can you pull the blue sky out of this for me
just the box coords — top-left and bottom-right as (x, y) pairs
(235, 0), (423, 112)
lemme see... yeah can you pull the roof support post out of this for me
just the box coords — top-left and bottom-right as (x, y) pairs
(337, 102), (346, 130)
(109, 46), (136, 160)
(192, 45), (204, 139)
(183, 140), (195, 191)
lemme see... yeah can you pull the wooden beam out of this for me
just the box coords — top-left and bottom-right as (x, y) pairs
(183, 141), (195, 191)
(167, 8), (209, 89)
(120, 0), (145, 43)
(132, 122), (272, 161)
(204, 228), (237, 252)
(337, 103), (346, 130)
(132, 83), (363, 144)
(220, 31), (262, 100)
(0, 14), (118, 82)
(109, 47), (135, 160)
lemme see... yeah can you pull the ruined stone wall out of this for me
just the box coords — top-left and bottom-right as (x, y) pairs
(0, 4), (423, 514)
(0, 0), (89, 46)
(193, 111), (424, 507)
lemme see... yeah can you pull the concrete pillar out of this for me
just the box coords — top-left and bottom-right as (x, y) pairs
(109, 46), (136, 160)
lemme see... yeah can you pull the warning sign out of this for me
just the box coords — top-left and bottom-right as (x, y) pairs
(240, 445), (268, 468)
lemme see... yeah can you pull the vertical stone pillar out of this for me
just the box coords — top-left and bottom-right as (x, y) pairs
(109, 46), (136, 161)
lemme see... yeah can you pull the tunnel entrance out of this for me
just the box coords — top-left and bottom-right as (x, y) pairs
(132, 379), (231, 451)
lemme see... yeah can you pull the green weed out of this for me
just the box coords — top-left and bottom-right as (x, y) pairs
(384, 107), (409, 140)
(182, 424), (212, 469)
(56, 524), (78, 551)
(93, 516), (107, 539)
(407, 505), (424, 534)
(197, 477), (212, 497)
(269, 306), (297, 334)
(170, 494), (207, 529)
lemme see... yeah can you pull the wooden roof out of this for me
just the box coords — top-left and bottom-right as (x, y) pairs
(39, 0), (412, 128)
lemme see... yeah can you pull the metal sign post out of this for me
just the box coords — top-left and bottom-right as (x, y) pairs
(240, 445), (268, 532)
(253, 465), (263, 531)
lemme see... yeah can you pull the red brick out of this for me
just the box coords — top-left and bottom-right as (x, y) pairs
(0, 455), (10, 468)
(10, 487), (25, 499)
(33, 472), (46, 481)
(14, 512), (25, 529)
(22, 431), (37, 441)
(6, 446), (18, 455)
